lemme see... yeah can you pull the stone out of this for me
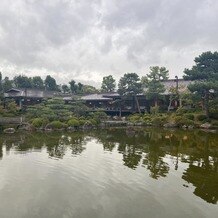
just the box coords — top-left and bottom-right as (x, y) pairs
(163, 123), (178, 128)
(200, 122), (212, 129)
(3, 128), (15, 134)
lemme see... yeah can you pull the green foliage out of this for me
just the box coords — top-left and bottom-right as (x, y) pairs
(142, 66), (169, 106)
(62, 84), (70, 93)
(82, 85), (98, 94)
(47, 121), (65, 129)
(71, 103), (89, 117)
(14, 75), (32, 88)
(176, 107), (188, 115)
(196, 114), (208, 121)
(150, 106), (159, 115)
(92, 111), (107, 123)
(88, 119), (98, 126)
(184, 113), (195, 120)
(151, 115), (168, 126)
(67, 118), (80, 127)
(32, 76), (44, 89)
(142, 114), (152, 123)
(173, 115), (195, 127)
(118, 73), (142, 96)
(7, 101), (18, 114)
(45, 75), (58, 91)
(184, 51), (218, 117)
(128, 114), (142, 123)
(2, 77), (13, 91)
(101, 75), (116, 92)
(32, 118), (48, 128)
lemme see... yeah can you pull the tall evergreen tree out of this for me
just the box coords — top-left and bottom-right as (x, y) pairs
(142, 66), (169, 107)
(14, 75), (32, 88)
(32, 76), (44, 89)
(45, 75), (58, 91)
(183, 51), (218, 117)
(118, 73), (142, 113)
(101, 75), (116, 92)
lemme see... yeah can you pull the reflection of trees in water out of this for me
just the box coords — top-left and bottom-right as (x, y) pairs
(93, 128), (218, 204)
(0, 132), (87, 159)
(182, 134), (218, 204)
(0, 128), (217, 204)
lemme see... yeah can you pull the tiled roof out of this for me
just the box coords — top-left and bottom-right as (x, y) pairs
(81, 94), (113, 101)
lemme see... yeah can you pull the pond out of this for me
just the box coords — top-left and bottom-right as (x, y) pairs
(0, 128), (217, 218)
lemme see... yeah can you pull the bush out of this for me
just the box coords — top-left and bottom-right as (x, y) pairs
(79, 119), (86, 126)
(150, 106), (159, 115)
(47, 121), (65, 129)
(128, 114), (141, 123)
(184, 113), (195, 120)
(209, 112), (218, 120)
(67, 118), (80, 127)
(89, 119), (98, 126)
(196, 114), (207, 121)
(32, 118), (48, 128)
(173, 115), (195, 126)
(211, 120), (218, 127)
(151, 115), (167, 126)
(92, 111), (107, 123)
(176, 107), (188, 115)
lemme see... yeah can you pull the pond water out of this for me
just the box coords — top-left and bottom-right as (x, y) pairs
(0, 128), (217, 218)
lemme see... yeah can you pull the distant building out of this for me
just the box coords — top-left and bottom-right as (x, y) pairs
(4, 88), (57, 107)
(78, 79), (192, 115)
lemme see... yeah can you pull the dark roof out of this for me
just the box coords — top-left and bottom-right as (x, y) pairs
(81, 94), (113, 101)
(4, 88), (57, 98)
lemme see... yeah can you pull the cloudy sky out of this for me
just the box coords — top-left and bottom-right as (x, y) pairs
(0, 0), (217, 87)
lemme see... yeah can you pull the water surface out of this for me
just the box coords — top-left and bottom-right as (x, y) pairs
(0, 128), (217, 218)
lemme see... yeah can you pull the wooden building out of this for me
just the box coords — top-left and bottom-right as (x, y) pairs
(4, 88), (56, 108)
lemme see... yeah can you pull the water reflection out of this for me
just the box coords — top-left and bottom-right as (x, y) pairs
(0, 128), (217, 204)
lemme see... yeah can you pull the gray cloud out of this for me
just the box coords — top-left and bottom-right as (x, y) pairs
(0, 0), (218, 87)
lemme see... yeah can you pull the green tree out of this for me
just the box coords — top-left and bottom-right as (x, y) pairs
(82, 85), (98, 94)
(32, 76), (44, 89)
(45, 75), (58, 91)
(77, 82), (84, 94)
(183, 51), (218, 118)
(142, 66), (169, 107)
(2, 77), (13, 91)
(69, 80), (77, 94)
(14, 75), (32, 88)
(62, 84), (70, 93)
(118, 73), (142, 113)
(101, 75), (116, 92)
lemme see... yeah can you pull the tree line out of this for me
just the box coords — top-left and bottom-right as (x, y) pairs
(0, 51), (217, 117)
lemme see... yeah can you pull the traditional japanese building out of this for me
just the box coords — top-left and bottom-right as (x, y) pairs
(4, 88), (57, 108)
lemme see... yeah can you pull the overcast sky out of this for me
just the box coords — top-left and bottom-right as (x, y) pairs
(0, 0), (217, 87)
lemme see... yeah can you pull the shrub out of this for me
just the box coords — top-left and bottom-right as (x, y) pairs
(47, 121), (65, 129)
(196, 114), (207, 121)
(142, 114), (152, 123)
(173, 115), (195, 126)
(67, 118), (80, 127)
(209, 112), (218, 120)
(211, 120), (218, 127)
(150, 106), (159, 115)
(7, 101), (18, 114)
(128, 114), (141, 123)
(151, 115), (167, 126)
(32, 118), (48, 128)
(176, 107), (188, 115)
(184, 113), (195, 120)
(92, 111), (108, 123)
(89, 119), (98, 126)
(79, 119), (86, 126)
